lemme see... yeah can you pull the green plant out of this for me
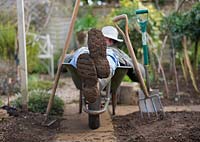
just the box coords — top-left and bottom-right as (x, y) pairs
(27, 33), (54, 74)
(98, 0), (164, 58)
(0, 24), (16, 60)
(53, 49), (63, 70)
(158, 0), (165, 5)
(74, 12), (98, 47)
(28, 74), (53, 91)
(26, 34), (48, 73)
(0, 10), (17, 25)
(12, 90), (64, 116)
(185, 3), (200, 41)
(184, 3), (200, 76)
(99, 0), (141, 56)
(146, 4), (164, 49)
(162, 2), (200, 65)
(162, 12), (186, 49)
(75, 13), (98, 33)
(123, 75), (132, 82)
(161, 3), (200, 93)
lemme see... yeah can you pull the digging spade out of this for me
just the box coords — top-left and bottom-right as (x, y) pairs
(113, 13), (165, 118)
(43, 0), (80, 126)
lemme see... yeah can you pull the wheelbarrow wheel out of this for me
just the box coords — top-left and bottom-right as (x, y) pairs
(88, 97), (100, 129)
(88, 114), (100, 129)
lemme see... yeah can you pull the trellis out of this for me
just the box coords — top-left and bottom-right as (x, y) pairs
(0, 0), (56, 78)
(27, 32), (54, 78)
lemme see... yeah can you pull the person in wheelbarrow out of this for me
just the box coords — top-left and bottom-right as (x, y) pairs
(66, 26), (145, 103)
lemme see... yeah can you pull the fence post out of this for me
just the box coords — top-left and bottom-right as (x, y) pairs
(17, 0), (28, 111)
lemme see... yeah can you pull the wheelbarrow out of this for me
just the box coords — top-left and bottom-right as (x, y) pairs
(43, 0), (132, 128)
(62, 62), (132, 129)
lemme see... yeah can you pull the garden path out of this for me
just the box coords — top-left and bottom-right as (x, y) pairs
(54, 77), (116, 142)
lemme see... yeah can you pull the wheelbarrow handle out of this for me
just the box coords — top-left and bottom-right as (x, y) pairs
(113, 14), (149, 98)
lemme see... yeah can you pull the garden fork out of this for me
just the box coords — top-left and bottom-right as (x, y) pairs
(113, 13), (165, 119)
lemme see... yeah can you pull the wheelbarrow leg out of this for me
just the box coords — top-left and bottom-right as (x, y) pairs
(104, 81), (116, 115)
(79, 89), (82, 114)
(112, 93), (117, 115)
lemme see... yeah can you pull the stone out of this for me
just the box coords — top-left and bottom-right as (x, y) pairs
(118, 82), (141, 105)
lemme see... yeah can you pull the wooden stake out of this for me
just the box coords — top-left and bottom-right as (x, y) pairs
(17, 0), (28, 111)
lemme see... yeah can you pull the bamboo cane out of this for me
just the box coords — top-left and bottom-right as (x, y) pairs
(182, 36), (199, 93)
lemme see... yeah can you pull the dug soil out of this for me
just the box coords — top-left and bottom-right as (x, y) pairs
(113, 66), (200, 142)
(0, 66), (200, 142)
(113, 111), (200, 142)
(0, 109), (200, 142)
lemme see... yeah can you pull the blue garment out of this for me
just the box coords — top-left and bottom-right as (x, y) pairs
(69, 47), (120, 75)
(69, 47), (89, 68)
(65, 46), (145, 84)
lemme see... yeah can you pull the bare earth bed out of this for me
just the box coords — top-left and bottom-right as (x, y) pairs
(0, 110), (200, 142)
(0, 67), (200, 142)
(113, 111), (200, 142)
(0, 112), (60, 142)
(113, 67), (200, 142)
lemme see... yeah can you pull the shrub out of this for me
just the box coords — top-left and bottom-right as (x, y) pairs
(29, 80), (53, 91)
(28, 74), (53, 91)
(75, 11), (98, 33)
(26, 34), (48, 73)
(12, 90), (64, 116)
(0, 24), (16, 60)
(27, 33), (54, 74)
